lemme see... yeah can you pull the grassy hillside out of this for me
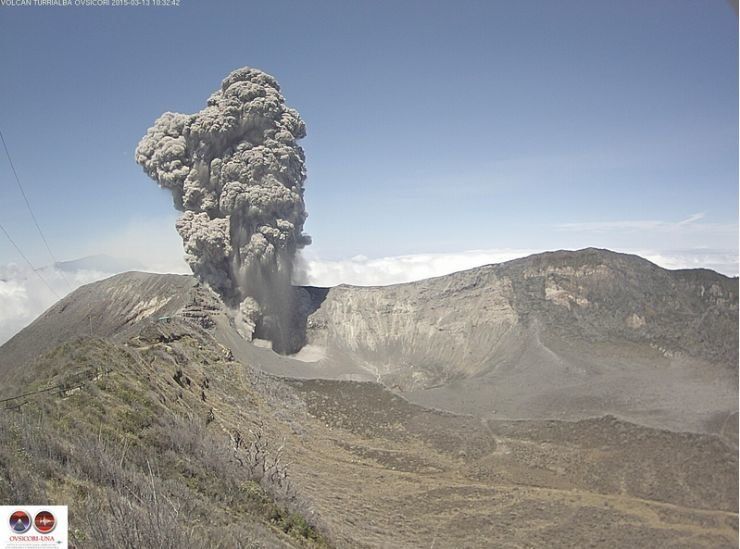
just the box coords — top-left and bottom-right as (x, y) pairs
(0, 336), (328, 548)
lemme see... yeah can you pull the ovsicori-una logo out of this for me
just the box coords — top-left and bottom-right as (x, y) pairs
(9, 510), (31, 534)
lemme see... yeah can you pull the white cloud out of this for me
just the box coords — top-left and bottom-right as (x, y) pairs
(301, 246), (738, 287)
(637, 249), (739, 275)
(0, 277), (30, 320)
(677, 212), (706, 225)
(300, 249), (539, 286)
(0, 264), (111, 345)
(0, 216), (192, 344)
(0, 216), (191, 345)
(555, 212), (734, 235)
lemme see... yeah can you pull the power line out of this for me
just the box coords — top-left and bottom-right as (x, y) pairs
(0, 127), (73, 291)
(1, 365), (108, 406)
(0, 220), (60, 299)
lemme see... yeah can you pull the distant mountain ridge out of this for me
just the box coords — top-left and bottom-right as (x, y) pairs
(53, 254), (145, 273)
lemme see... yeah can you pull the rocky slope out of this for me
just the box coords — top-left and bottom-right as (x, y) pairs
(294, 248), (738, 433)
(1, 248), (736, 435)
(0, 318), (737, 548)
(306, 248), (737, 381)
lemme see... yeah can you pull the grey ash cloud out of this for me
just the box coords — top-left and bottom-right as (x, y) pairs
(135, 67), (311, 352)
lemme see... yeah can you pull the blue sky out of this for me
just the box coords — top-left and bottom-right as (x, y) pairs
(0, 0), (737, 278)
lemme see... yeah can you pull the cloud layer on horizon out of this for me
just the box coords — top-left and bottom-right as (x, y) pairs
(0, 264), (113, 347)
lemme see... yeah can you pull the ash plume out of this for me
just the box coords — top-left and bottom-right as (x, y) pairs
(135, 67), (311, 353)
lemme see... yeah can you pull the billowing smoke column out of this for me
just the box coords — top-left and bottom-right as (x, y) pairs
(135, 67), (311, 353)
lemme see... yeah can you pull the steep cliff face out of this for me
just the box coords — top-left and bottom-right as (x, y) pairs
(305, 269), (520, 386)
(305, 248), (738, 389)
(293, 249), (738, 432)
(496, 249), (738, 365)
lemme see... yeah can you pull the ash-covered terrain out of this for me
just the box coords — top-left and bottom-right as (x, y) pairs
(0, 248), (737, 547)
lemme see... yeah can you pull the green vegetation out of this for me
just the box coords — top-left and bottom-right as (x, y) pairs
(0, 338), (329, 548)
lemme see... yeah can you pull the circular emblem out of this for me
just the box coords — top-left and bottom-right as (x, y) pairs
(33, 511), (56, 534)
(9, 510), (31, 534)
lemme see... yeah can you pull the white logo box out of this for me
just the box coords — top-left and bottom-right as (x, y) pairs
(1, 506), (68, 549)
